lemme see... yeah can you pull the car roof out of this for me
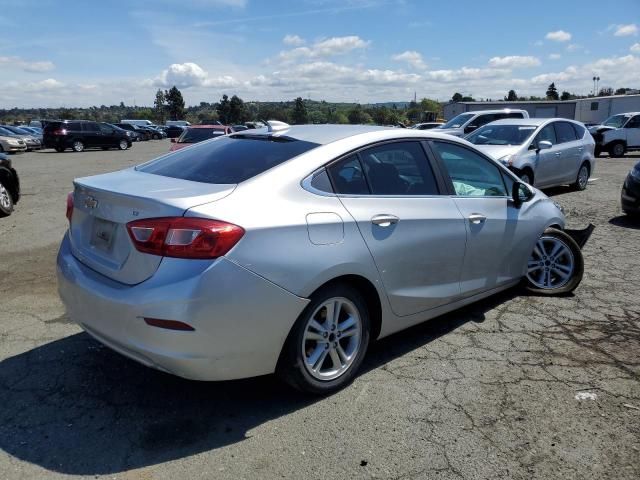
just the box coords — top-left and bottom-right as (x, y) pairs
(189, 125), (227, 129)
(233, 124), (404, 145)
(486, 118), (579, 126)
(465, 109), (528, 115)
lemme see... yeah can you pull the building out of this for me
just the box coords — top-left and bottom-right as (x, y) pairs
(443, 94), (640, 124)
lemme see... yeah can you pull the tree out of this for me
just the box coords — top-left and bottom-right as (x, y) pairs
(452, 92), (463, 102)
(216, 95), (231, 124)
(560, 91), (571, 101)
(347, 105), (367, 124)
(598, 87), (614, 97)
(228, 95), (247, 124)
(546, 83), (559, 100)
(164, 86), (185, 120)
(615, 87), (629, 95)
(291, 97), (308, 124)
(153, 89), (166, 124)
(505, 90), (518, 101)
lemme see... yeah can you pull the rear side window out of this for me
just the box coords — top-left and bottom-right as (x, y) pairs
(138, 135), (319, 184)
(327, 155), (369, 195)
(572, 123), (586, 139)
(626, 115), (640, 129)
(83, 123), (99, 132)
(63, 122), (81, 131)
(359, 142), (439, 195)
(554, 122), (578, 143)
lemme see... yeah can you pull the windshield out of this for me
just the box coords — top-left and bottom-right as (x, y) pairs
(602, 114), (630, 128)
(179, 128), (227, 143)
(439, 113), (474, 129)
(2, 126), (27, 135)
(0, 127), (17, 136)
(466, 124), (537, 146)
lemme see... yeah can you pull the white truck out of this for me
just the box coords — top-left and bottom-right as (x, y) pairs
(120, 119), (154, 127)
(588, 112), (640, 157)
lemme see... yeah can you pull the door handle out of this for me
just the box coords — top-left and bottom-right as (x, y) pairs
(371, 214), (399, 227)
(555, 152), (561, 156)
(468, 213), (487, 224)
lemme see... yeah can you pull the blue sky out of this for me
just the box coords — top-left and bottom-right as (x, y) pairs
(1, 0), (639, 107)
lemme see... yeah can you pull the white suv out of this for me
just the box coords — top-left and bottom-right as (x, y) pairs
(589, 112), (640, 157)
(438, 109), (529, 137)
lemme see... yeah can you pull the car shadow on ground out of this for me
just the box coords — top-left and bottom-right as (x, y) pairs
(0, 288), (519, 475)
(609, 215), (640, 230)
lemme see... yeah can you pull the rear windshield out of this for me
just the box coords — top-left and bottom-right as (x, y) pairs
(138, 135), (319, 184)
(179, 128), (226, 143)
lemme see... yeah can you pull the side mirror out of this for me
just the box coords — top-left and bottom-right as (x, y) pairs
(537, 140), (552, 151)
(512, 181), (534, 207)
(170, 138), (176, 143)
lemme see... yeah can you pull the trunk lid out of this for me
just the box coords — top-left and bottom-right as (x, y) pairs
(69, 168), (235, 285)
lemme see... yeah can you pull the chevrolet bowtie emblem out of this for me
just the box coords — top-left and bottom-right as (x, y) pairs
(84, 196), (98, 209)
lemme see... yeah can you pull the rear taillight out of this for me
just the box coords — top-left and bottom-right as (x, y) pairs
(53, 128), (67, 136)
(66, 192), (74, 223)
(126, 217), (244, 259)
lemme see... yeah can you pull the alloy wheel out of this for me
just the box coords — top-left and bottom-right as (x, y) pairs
(119, 140), (128, 150)
(527, 236), (575, 289)
(0, 183), (11, 210)
(301, 297), (362, 381)
(578, 165), (589, 189)
(73, 141), (84, 152)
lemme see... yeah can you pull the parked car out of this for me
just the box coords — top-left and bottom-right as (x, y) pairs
(466, 118), (595, 190)
(437, 109), (529, 137)
(43, 120), (132, 152)
(163, 125), (185, 138)
(58, 123), (593, 394)
(588, 112), (640, 157)
(169, 125), (231, 151)
(0, 127), (27, 153)
(411, 122), (444, 130)
(105, 123), (142, 143)
(621, 160), (640, 217)
(18, 126), (43, 136)
(165, 120), (191, 127)
(0, 152), (20, 217)
(120, 119), (154, 127)
(0, 125), (42, 150)
(137, 125), (165, 140)
(113, 123), (150, 141)
(232, 125), (249, 131)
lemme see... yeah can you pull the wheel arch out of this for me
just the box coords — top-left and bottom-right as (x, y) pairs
(0, 167), (18, 202)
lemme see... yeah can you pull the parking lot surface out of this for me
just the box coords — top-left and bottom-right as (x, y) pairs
(0, 142), (639, 480)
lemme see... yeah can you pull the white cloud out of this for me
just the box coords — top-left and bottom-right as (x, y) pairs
(631, 43), (640, 53)
(546, 30), (572, 42)
(614, 24), (638, 37)
(277, 35), (370, 62)
(153, 62), (238, 88)
(283, 34), (305, 46)
(0, 56), (55, 73)
(18, 78), (65, 92)
(392, 50), (427, 70)
(566, 43), (582, 52)
(488, 55), (541, 68)
(549, 53), (561, 60)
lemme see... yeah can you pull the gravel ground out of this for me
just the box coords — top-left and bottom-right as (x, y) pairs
(0, 142), (638, 480)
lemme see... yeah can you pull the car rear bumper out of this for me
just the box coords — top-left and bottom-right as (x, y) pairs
(57, 233), (309, 381)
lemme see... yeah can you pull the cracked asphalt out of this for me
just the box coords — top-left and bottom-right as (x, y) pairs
(0, 142), (639, 479)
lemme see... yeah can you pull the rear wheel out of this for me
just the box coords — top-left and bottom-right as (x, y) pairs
(573, 163), (590, 191)
(609, 142), (626, 158)
(526, 228), (584, 294)
(118, 139), (128, 150)
(72, 140), (84, 152)
(0, 179), (14, 217)
(277, 284), (370, 395)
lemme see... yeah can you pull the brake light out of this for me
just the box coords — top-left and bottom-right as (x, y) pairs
(53, 128), (67, 136)
(66, 192), (74, 223)
(126, 217), (244, 259)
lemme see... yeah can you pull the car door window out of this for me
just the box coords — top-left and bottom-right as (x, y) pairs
(432, 141), (508, 197)
(327, 155), (370, 195)
(99, 124), (114, 134)
(533, 123), (557, 146)
(471, 114), (496, 129)
(554, 122), (578, 144)
(358, 142), (439, 195)
(84, 123), (99, 132)
(572, 122), (586, 139)
(626, 115), (640, 129)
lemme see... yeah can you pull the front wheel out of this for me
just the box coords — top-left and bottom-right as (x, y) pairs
(0, 180), (14, 217)
(573, 163), (589, 191)
(526, 228), (584, 295)
(72, 140), (84, 152)
(118, 139), (128, 150)
(277, 284), (370, 395)
(609, 142), (626, 158)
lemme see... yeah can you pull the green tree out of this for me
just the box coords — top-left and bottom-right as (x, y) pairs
(546, 83), (559, 100)
(229, 95), (247, 124)
(615, 87), (629, 95)
(505, 90), (518, 101)
(452, 92), (463, 102)
(153, 89), (166, 124)
(291, 97), (308, 124)
(347, 105), (367, 124)
(216, 94), (231, 124)
(560, 91), (571, 101)
(164, 86), (185, 120)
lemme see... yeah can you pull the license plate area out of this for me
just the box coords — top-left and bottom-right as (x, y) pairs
(90, 218), (117, 252)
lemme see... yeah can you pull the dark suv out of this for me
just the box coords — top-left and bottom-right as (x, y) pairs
(43, 120), (132, 152)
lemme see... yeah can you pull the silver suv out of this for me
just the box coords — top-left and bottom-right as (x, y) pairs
(438, 109), (529, 137)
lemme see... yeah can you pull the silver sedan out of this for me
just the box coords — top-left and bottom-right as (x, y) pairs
(465, 118), (595, 190)
(57, 123), (591, 394)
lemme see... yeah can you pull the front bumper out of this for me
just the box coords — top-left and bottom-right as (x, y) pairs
(621, 174), (640, 213)
(2, 143), (27, 152)
(57, 233), (309, 381)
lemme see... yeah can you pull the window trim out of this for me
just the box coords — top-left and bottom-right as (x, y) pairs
(427, 139), (512, 199)
(302, 138), (449, 198)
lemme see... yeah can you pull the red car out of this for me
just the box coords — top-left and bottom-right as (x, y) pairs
(169, 125), (232, 151)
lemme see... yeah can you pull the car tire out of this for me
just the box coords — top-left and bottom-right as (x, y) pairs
(518, 169), (534, 186)
(525, 228), (584, 295)
(609, 142), (626, 158)
(277, 283), (371, 395)
(72, 140), (84, 153)
(55, 147), (65, 153)
(118, 140), (128, 150)
(0, 179), (14, 217)
(573, 162), (590, 191)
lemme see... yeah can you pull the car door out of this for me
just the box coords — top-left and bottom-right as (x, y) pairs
(625, 115), (640, 147)
(553, 121), (580, 184)
(430, 140), (532, 296)
(83, 122), (102, 148)
(99, 123), (117, 146)
(529, 123), (560, 187)
(328, 141), (467, 317)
